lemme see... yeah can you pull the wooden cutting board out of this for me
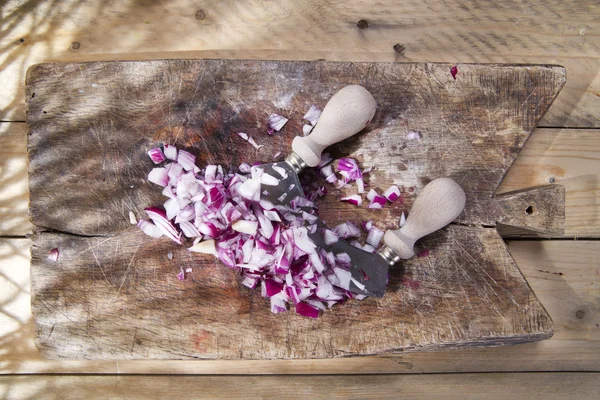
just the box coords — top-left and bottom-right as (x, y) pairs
(26, 60), (565, 359)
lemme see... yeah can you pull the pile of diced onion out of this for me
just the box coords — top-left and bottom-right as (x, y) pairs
(139, 145), (378, 318)
(136, 107), (404, 318)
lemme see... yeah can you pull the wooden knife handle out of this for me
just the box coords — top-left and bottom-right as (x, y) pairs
(291, 85), (376, 167)
(383, 178), (466, 259)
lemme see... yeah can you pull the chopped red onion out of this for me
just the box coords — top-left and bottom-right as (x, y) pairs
(303, 104), (322, 126)
(137, 219), (164, 239)
(163, 144), (177, 161)
(295, 302), (319, 318)
(316, 153), (333, 169)
(368, 192), (387, 209)
(267, 113), (289, 132)
(272, 165), (288, 179)
(239, 162), (252, 174)
(179, 221), (201, 238)
(362, 219), (373, 232)
(340, 194), (362, 207)
(273, 152), (282, 160)
(148, 147), (166, 164)
(148, 167), (169, 187)
(47, 248), (59, 262)
(334, 221), (360, 239)
(417, 249), (430, 258)
(362, 244), (375, 253)
(177, 149), (200, 173)
(356, 178), (365, 194)
(237, 132), (249, 141)
(366, 226), (384, 247)
(302, 124), (313, 136)
(400, 211), (406, 227)
(144, 207), (182, 244)
(140, 144), (374, 318)
(407, 130), (422, 140)
(247, 137), (263, 150)
(366, 189), (378, 202)
(351, 277), (366, 291)
(177, 267), (185, 281)
(323, 229), (339, 245)
(383, 185), (401, 202)
(451, 65), (458, 80)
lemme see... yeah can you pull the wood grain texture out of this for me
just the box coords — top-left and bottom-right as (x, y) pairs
(0, 123), (33, 236)
(495, 185), (565, 235)
(24, 60), (563, 359)
(3, 238), (599, 372)
(1, 0), (598, 127)
(2, 373), (600, 399)
(498, 128), (600, 237)
(3, 126), (598, 238)
(30, 225), (551, 359)
(26, 60), (565, 236)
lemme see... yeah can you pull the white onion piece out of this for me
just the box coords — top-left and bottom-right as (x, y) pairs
(188, 239), (217, 255)
(273, 152), (281, 160)
(237, 132), (249, 141)
(232, 220), (259, 235)
(128, 211), (137, 225)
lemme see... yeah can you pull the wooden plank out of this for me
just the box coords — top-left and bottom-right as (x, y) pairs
(3, 239), (597, 372)
(498, 128), (600, 237)
(3, 126), (598, 238)
(1, 0), (599, 127)
(0, 123), (33, 236)
(30, 225), (552, 359)
(26, 61), (564, 235)
(1, 373), (599, 399)
(25, 60), (563, 359)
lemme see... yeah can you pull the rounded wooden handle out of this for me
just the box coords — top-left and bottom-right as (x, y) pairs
(383, 178), (466, 259)
(291, 85), (376, 167)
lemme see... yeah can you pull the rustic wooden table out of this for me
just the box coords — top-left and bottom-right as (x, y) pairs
(0, 1), (598, 398)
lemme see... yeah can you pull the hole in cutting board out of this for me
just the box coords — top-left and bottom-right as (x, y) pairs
(525, 205), (534, 215)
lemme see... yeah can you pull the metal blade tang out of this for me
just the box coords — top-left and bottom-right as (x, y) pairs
(258, 153), (306, 208)
(307, 227), (392, 298)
